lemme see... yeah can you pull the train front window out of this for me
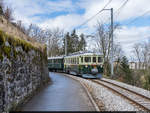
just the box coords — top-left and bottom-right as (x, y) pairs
(98, 57), (102, 63)
(93, 57), (96, 62)
(85, 57), (91, 63)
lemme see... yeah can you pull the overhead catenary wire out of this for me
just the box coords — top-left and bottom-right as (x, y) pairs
(86, 0), (129, 36)
(125, 9), (150, 25)
(114, 0), (129, 16)
(75, 0), (112, 29)
(101, 0), (129, 24)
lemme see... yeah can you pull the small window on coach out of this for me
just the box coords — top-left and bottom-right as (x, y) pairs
(48, 60), (51, 63)
(74, 58), (76, 64)
(85, 57), (91, 63)
(98, 57), (102, 63)
(93, 57), (96, 63)
(77, 58), (79, 64)
(81, 57), (83, 63)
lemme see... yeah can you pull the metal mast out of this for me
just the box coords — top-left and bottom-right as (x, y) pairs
(111, 8), (114, 77)
(103, 8), (114, 77)
(65, 35), (67, 56)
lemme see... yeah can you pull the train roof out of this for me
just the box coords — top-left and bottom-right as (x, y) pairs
(48, 56), (64, 60)
(48, 51), (103, 60)
(65, 52), (103, 58)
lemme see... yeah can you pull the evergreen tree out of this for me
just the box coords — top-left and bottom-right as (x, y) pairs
(70, 29), (79, 52)
(63, 32), (74, 55)
(120, 56), (133, 84)
(62, 30), (87, 55)
(79, 33), (86, 51)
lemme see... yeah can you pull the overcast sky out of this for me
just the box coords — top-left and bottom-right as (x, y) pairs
(4, 0), (150, 59)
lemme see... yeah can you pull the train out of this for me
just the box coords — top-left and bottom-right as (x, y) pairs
(48, 51), (104, 79)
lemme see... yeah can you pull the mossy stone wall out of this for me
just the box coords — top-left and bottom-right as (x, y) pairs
(0, 30), (50, 112)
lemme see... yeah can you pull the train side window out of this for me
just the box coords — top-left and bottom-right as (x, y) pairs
(81, 57), (83, 63)
(76, 58), (77, 64)
(98, 57), (102, 62)
(77, 58), (79, 64)
(72, 58), (74, 64)
(93, 57), (96, 62)
(85, 57), (91, 63)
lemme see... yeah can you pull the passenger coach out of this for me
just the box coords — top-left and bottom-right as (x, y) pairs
(48, 56), (64, 72)
(64, 52), (103, 78)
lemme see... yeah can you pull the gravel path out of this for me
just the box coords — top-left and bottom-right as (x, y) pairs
(102, 78), (150, 99)
(64, 74), (140, 111)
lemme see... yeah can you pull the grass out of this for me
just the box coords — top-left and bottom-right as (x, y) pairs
(0, 29), (47, 60)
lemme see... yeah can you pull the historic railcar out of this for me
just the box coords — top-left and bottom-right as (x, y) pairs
(64, 52), (103, 79)
(48, 56), (64, 72)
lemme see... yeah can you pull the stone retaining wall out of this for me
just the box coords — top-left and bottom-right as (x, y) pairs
(0, 30), (50, 112)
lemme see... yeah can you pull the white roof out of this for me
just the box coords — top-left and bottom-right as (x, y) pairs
(48, 56), (64, 60)
(48, 52), (103, 59)
(65, 52), (103, 58)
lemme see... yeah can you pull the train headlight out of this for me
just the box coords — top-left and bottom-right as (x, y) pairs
(91, 67), (98, 75)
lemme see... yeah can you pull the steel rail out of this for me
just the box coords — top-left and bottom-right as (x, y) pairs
(88, 79), (150, 112)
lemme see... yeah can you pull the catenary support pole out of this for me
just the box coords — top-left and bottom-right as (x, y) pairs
(111, 8), (114, 77)
(65, 35), (67, 56)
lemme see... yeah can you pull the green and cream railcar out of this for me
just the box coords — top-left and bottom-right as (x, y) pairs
(64, 53), (103, 78)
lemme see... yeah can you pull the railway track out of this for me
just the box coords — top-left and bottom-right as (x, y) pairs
(89, 79), (150, 111)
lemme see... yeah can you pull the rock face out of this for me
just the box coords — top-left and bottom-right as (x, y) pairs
(0, 30), (50, 112)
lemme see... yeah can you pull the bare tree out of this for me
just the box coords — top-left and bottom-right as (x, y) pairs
(47, 28), (64, 57)
(26, 24), (47, 43)
(141, 42), (150, 69)
(0, 0), (4, 15)
(132, 43), (144, 69)
(4, 6), (13, 22)
(113, 44), (124, 75)
(95, 22), (120, 76)
(15, 20), (27, 34)
(26, 24), (64, 56)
